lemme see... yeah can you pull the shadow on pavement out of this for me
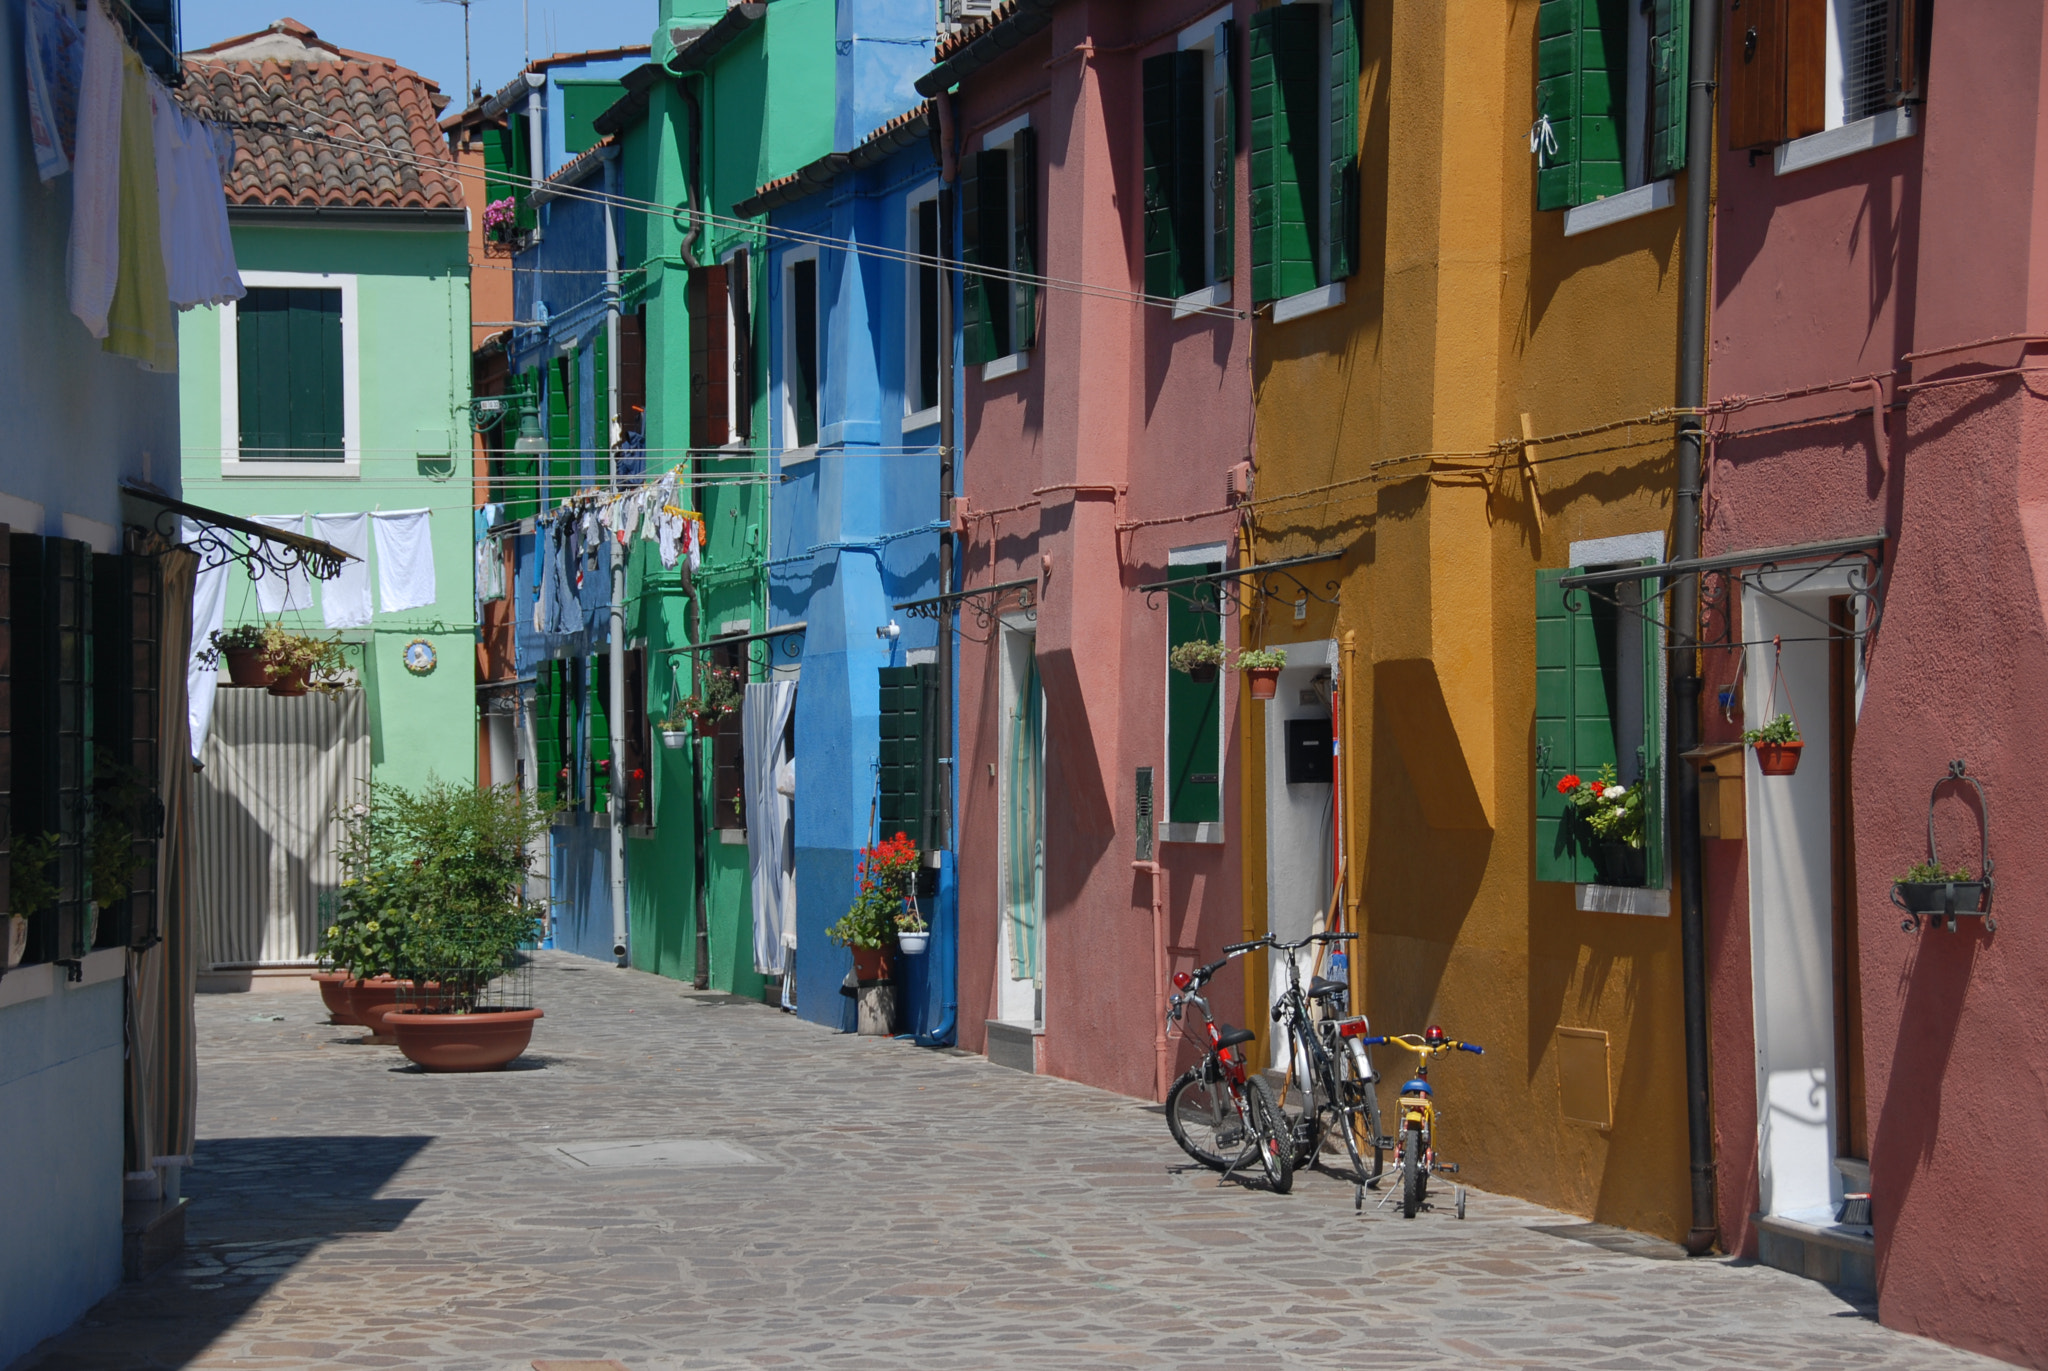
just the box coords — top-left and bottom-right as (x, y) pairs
(15, 1135), (432, 1371)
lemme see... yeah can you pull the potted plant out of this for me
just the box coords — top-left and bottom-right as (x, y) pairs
(829, 831), (919, 985)
(262, 624), (349, 697)
(1170, 639), (1227, 684)
(1891, 859), (1989, 919)
(1744, 713), (1802, 775)
(895, 900), (930, 956)
(482, 196), (518, 244)
(211, 622), (270, 687)
(677, 667), (744, 733)
(9, 832), (60, 964)
(657, 700), (693, 749)
(316, 871), (415, 1031)
(1556, 764), (1647, 886)
(1236, 646), (1287, 700)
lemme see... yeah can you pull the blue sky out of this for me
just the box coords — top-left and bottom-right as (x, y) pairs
(184, 0), (657, 102)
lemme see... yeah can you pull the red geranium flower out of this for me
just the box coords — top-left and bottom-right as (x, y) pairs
(1556, 773), (1581, 794)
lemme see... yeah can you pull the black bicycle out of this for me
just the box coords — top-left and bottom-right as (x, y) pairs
(1163, 944), (1294, 1194)
(1254, 930), (1388, 1209)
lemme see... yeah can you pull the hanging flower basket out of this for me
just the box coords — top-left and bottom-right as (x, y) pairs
(1744, 638), (1804, 775)
(225, 648), (269, 687)
(896, 931), (930, 955)
(1246, 667), (1280, 699)
(660, 729), (690, 749)
(1891, 759), (1997, 933)
(1752, 740), (1803, 775)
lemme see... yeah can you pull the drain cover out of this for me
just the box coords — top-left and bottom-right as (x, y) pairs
(551, 1139), (768, 1170)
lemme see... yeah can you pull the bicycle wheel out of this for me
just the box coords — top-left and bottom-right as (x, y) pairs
(1244, 1074), (1294, 1195)
(1401, 1123), (1423, 1218)
(1165, 1067), (1250, 1171)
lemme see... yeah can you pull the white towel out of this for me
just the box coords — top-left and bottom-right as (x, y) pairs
(151, 78), (242, 311)
(24, 0), (83, 182)
(247, 514), (311, 613)
(308, 512), (371, 629)
(183, 520), (230, 759)
(371, 509), (436, 613)
(66, 0), (123, 340)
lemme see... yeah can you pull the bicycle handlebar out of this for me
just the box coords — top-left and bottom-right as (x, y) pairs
(1222, 938), (1269, 954)
(1358, 1033), (1485, 1056)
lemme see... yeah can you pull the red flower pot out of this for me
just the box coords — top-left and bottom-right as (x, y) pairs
(225, 647), (269, 688)
(851, 945), (892, 982)
(1247, 667), (1281, 700)
(313, 972), (358, 1025)
(1753, 741), (1803, 776)
(387, 1007), (543, 1072)
(343, 977), (406, 1040)
(267, 664), (311, 697)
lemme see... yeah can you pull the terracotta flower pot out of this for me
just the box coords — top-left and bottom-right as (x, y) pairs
(313, 972), (358, 1025)
(387, 1007), (543, 1072)
(266, 663), (311, 697)
(1753, 741), (1803, 776)
(850, 944), (892, 982)
(1247, 667), (1281, 700)
(224, 647), (269, 688)
(343, 977), (406, 1039)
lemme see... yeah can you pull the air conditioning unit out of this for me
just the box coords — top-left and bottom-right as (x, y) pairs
(944, 0), (1000, 23)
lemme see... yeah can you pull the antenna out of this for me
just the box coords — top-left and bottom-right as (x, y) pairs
(420, 0), (479, 99)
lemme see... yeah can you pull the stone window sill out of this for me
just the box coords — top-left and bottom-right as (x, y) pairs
(1563, 179), (1675, 237)
(981, 351), (1029, 382)
(1576, 883), (1670, 916)
(903, 405), (941, 434)
(1159, 822), (1225, 845)
(1172, 282), (1232, 320)
(1774, 107), (1918, 176)
(1271, 282), (1344, 324)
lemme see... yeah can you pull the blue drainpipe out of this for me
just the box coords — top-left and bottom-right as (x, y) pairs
(915, 849), (957, 1046)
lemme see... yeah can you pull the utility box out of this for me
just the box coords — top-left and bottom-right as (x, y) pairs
(1681, 743), (1747, 839)
(1134, 766), (1154, 861)
(1285, 718), (1334, 785)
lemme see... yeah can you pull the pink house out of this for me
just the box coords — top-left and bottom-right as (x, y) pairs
(921, 0), (1255, 1096)
(1703, 4), (2048, 1361)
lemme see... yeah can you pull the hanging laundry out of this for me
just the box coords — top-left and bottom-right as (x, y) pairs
(184, 520), (231, 759)
(247, 514), (311, 613)
(24, 0), (83, 181)
(66, 0), (124, 341)
(101, 45), (175, 372)
(307, 513), (371, 629)
(371, 509), (436, 613)
(151, 79), (242, 311)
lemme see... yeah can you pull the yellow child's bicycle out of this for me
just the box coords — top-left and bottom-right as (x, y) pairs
(1356, 1026), (1484, 1219)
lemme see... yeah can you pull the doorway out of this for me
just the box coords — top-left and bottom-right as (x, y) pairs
(996, 623), (1044, 1026)
(1262, 643), (1336, 1070)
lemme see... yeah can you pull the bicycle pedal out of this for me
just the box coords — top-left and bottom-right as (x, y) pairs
(1435, 1162), (1460, 1174)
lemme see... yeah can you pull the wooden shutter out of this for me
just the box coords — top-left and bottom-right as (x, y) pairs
(1143, 51), (1187, 300)
(958, 151), (998, 365)
(1249, 5), (1320, 303)
(1647, 0), (1690, 181)
(90, 553), (159, 949)
(1166, 565), (1222, 825)
(0, 529), (12, 937)
(238, 288), (344, 461)
(1727, 0), (1786, 150)
(534, 660), (563, 810)
(1535, 0), (1628, 210)
(548, 356), (575, 501)
(483, 122), (515, 207)
(1535, 567), (1610, 883)
(46, 541), (91, 959)
(1011, 128), (1039, 352)
(791, 257), (820, 448)
(619, 306), (648, 443)
(591, 654), (613, 814)
(1216, 20), (1237, 283)
(878, 665), (935, 848)
(620, 648), (650, 828)
(1886, 0), (1924, 108)
(712, 699), (745, 830)
(1329, 0), (1361, 281)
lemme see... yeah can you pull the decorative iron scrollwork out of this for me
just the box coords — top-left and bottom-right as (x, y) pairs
(896, 578), (1037, 645)
(1137, 552), (1345, 617)
(124, 484), (354, 584)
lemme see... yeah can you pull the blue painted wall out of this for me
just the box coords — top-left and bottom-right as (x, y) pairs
(834, 0), (938, 152)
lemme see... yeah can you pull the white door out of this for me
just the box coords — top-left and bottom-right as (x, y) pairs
(996, 625), (1044, 1025)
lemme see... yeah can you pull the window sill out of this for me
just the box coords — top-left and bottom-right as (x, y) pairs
(902, 405), (941, 434)
(220, 457), (361, 480)
(0, 947), (125, 1010)
(778, 445), (820, 469)
(1575, 883), (1670, 917)
(1562, 179), (1675, 237)
(718, 827), (748, 844)
(981, 351), (1030, 382)
(1774, 106), (1918, 176)
(1172, 282), (1233, 320)
(1159, 822), (1225, 845)
(1271, 283), (1344, 324)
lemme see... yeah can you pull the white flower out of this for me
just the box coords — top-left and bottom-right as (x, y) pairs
(1609, 807), (1625, 821)
(1605, 784), (1626, 797)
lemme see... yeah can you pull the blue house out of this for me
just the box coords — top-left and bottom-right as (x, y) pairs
(737, 96), (956, 1038)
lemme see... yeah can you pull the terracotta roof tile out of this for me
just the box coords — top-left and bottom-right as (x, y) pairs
(935, 2), (1020, 61)
(177, 21), (465, 212)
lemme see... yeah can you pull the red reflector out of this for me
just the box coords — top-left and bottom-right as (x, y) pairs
(1172, 971), (1192, 990)
(1337, 1018), (1369, 1038)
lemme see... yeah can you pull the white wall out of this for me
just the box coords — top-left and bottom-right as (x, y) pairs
(1263, 642), (1337, 1069)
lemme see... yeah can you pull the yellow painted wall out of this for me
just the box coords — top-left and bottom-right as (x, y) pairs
(1243, 0), (1691, 1238)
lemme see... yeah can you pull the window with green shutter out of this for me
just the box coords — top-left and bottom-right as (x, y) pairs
(237, 288), (344, 462)
(1166, 564), (1223, 825)
(1533, 564), (1663, 887)
(12, 536), (93, 963)
(879, 665), (938, 848)
(1534, 0), (1689, 213)
(1143, 21), (1239, 302)
(959, 123), (1038, 365)
(534, 659), (566, 811)
(1250, 2), (1357, 304)
(591, 653), (613, 814)
(548, 354), (577, 501)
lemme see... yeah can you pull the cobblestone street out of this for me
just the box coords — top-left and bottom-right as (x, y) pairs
(14, 954), (1998, 1371)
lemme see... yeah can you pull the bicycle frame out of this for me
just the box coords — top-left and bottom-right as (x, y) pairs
(1251, 931), (1385, 1197)
(1360, 1030), (1484, 1215)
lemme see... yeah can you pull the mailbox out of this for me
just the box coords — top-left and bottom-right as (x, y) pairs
(1681, 743), (1746, 839)
(1285, 717), (1334, 785)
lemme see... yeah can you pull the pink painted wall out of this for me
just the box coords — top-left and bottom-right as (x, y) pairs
(949, 0), (1254, 1099)
(1709, 7), (2048, 1362)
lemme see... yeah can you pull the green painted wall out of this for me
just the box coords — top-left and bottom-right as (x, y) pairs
(178, 224), (475, 793)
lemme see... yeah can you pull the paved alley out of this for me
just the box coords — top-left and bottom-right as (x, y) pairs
(13, 954), (1999, 1371)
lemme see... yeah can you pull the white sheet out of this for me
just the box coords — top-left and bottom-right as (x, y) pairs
(307, 512), (371, 628)
(65, 0), (123, 339)
(743, 680), (797, 975)
(183, 519), (230, 759)
(371, 508), (435, 613)
(247, 514), (310, 613)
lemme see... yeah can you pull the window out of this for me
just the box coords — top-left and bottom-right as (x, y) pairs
(905, 185), (942, 427)
(1165, 557), (1224, 827)
(712, 645), (746, 831)
(1534, 0), (1689, 212)
(1143, 13), (1236, 303)
(10, 535), (94, 963)
(782, 250), (820, 451)
(534, 659), (570, 811)
(1726, 0), (1926, 152)
(879, 664), (939, 847)
(1533, 562), (1664, 887)
(687, 267), (731, 450)
(727, 248), (754, 443)
(1248, 0), (1359, 305)
(961, 118), (1038, 367)
(220, 272), (359, 475)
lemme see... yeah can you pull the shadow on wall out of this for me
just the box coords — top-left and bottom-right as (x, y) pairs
(13, 1135), (429, 1371)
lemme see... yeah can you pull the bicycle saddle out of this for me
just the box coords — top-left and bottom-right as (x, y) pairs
(1308, 977), (1348, 999)
(1214, 1023), (1256, 1049)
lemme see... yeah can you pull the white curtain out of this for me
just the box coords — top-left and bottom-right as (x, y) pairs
(308, 512), (371, 629)
(743, 680), (797, 975)
(182, 519), (230, 758)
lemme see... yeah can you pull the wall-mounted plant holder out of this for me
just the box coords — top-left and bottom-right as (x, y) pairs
(1892, 759), (1996, 933)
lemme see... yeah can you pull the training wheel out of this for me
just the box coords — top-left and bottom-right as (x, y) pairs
(1455, 1185), (1467, 1220)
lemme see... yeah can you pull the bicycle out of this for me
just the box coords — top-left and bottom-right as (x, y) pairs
(1251, 930), (1387, 1210)
(1356, 1025), (1484, 1219)
(1163, 945), (1294, 1194)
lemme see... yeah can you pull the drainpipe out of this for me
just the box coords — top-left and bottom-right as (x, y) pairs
(524, 71), (545, 245)
(1673, 0), (1721, 1258)
(1341, 631), (1361, 999)
(605, 156), (623, 464)
(1135, 859), (1169, 1099)
(678, 78), (706, 270)
(609, 547), (628, 965)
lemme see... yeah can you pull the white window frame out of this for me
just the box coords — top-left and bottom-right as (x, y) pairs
(779, 243), (821, 464)
(903, 179), (942, 433)
(1272, 0), (1346, 323)
(719, 245), (748, 450)
(1161, 541), (1229, 844)
(1773, 0), (1919, 176)
(978, 114), (1031, 381)
(1559, 8), (1679, 235)
(1173, 8), (1235, 307)
(218, 270), (361, 478)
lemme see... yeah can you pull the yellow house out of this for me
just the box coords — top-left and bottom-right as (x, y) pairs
(1240, 0), (1694, 1237)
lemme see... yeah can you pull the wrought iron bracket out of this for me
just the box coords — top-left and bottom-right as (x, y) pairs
(1137, 552), (1345, 617)
(895, 578), (1037, 644)
(1894, 758), (1996, 934)
(121, 483), (357, 584)
(660, 619), (808, 674)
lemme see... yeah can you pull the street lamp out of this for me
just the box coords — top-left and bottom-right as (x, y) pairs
(512, 410), (547, 504)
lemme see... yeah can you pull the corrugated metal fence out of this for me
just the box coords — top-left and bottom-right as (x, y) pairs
(194, 688), (370, 968)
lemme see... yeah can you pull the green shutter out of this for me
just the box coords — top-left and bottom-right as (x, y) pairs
(593, 323), (611, 484)
(1647, 0), (1690, 181)
(500, 369), (540, 521)
(1329, 0), (1361, 282)
(1011, 128), (1038, 352)
(1216, 20), (1237, 282)
(1535, 0), (1628, 211)
(1143, 52), (1183, 300)
(1637, 574), (1665, 888)
(958, 151), (998, 366)
(591, 655), (613, 814)
(1534, 567), (1612, 883)
(535, 661), (563, 810)
(238, 288), (343, 461)
(878, 664), (935, 848)
(548, 355), (575, 500)
(1249, 5), (1320, 303)
(1166, 565), (1222, 825)
(559, 80), (622, 156)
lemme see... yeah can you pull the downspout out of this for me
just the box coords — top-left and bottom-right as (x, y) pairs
(1673, 0), (1721, 1258)
(605, 156), (623, 467)
(1341, 630), (1361, 1000)
(677, 78), (706, 270)
(605, 155), (629, 967)
(525, 71), (545, 245)
(1135, 860), (1168, 1098)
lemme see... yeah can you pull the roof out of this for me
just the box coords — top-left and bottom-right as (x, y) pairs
(668, 3), (768, 76)
(732, 102), (933, 219)
(529, 138), (617, 206)
(179, 19), (465, 212)
(529, 45), (649, 71)
(592, 63), (664, 138)
(916, 0), (1058, 96)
